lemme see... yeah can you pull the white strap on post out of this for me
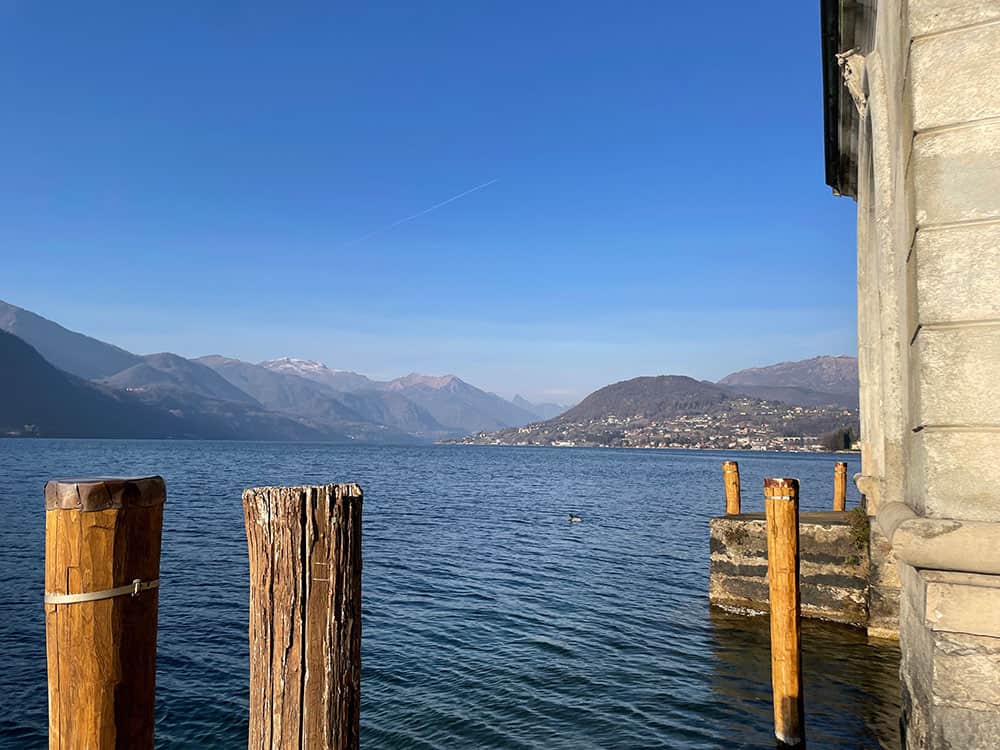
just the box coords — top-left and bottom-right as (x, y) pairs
(44, 578), (159, 606)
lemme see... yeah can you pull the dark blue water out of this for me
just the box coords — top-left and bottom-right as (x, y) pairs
(0, 440), (899, 748)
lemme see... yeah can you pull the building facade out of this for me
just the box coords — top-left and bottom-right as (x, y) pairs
(821, 0), (1000, 746)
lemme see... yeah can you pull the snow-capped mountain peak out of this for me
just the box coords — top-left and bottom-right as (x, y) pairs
(259, 357), (377, 392)
(260, 357), (334, 375)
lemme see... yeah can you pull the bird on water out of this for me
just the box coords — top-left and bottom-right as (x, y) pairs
(568, 514), (583, 523)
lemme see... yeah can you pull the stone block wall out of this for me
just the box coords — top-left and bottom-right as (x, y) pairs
(904, 0), (1000, 521)
(898, 566), (1000, 748)
(866, 520), (900, 639)
(709, 511), (869, 627)
(834, 0), (1000, 744)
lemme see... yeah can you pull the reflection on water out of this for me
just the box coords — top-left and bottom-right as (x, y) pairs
(709, 610), (900, 749)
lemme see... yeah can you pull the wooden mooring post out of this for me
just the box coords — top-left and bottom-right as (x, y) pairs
(833, 462), (848, 511)
(764, 477), (804, 749)
(243, 483), (363, 750)
(44, 477), (165, 749)
(723, 460), (741, 515)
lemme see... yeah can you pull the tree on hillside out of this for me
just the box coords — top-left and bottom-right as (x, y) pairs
(821, 426), (856, 452)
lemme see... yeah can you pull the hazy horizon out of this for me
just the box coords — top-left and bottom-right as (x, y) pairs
(1, 2), (857, 403)
(2, 294), (856, 405)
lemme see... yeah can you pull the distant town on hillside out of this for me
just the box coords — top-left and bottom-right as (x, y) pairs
(447, 362), (859, 453)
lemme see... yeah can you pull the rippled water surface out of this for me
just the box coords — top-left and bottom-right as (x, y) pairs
(0, 440), (899, 748)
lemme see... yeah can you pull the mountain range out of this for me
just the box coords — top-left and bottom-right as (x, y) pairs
(718, 355), (859, 408)
(512, 395), (567, 420)
(0, 298), (859, 445)
(0, 299), (556, 441)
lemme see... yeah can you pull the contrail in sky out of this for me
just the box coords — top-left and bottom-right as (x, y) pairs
(340, 178), (498, 247)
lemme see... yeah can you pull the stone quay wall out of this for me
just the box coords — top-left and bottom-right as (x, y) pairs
(709, 511), (870, 628)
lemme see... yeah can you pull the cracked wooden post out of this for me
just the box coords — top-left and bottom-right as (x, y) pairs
(243, 483), (363, 750)
(764, 477), (804, 749)
(833, 462), (848, 511)
(44, 476), (166, 749)
(723, 461), (741, 515)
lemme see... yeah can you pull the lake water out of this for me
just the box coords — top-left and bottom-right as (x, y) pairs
(0, 440), (900, 748)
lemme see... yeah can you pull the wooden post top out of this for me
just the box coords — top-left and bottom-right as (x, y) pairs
(764, 477), (800, 496)
(243, 483), (363, 508)
(243, 483), (362, 496)
(44, 476), (166, 512)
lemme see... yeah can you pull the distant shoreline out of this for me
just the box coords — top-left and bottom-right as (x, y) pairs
(1, 434), (861, 455)
(438, 440), (860, 455)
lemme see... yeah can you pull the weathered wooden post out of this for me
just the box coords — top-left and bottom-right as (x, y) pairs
(833, 462), (848, 511)
(243, 483), (363, 750)
(723, 460), (741, 515)
(44, 476), (165, 749)
(764, 477), (804, 748)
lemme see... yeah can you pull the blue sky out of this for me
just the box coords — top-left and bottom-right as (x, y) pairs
(0, 2), (857, 402)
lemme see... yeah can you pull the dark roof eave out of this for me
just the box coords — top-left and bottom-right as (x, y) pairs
(820, 0), (869, 199)
(821, 0), (845, 195)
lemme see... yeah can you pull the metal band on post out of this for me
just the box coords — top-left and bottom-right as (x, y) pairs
(44, 579), (160, 606)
